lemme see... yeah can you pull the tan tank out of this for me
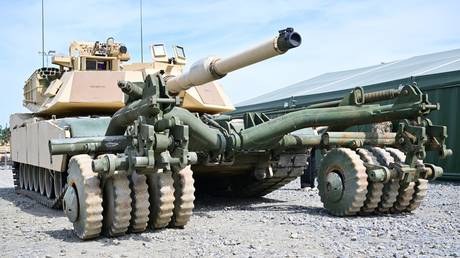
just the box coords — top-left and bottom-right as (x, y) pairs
(12, 28), (450, 241)
(9, 29), (305, 238)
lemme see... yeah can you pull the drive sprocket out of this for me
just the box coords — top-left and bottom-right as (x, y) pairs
(147, 171), (175, 229)
(128, 171), (150, 233)
(356, 148), (384, 213)
(318, 148), (368, 216)
(65, 155), (103, 240)
(102, 174), (132, 237)
(170, 165), (195, 227)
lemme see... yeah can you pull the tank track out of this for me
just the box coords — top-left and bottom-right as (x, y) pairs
(196, 170), (303, 198)
(14, 162), (66, 209)
(235, 173), (301, 197)
(208, 152), (307, 198)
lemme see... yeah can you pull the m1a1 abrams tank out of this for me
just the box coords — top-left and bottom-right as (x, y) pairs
(11, 27), (451, 240)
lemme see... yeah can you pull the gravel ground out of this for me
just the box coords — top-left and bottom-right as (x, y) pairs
(0, 169), (459, 258)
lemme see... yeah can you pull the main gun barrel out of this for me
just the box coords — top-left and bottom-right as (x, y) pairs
(166, 27), (301, 94)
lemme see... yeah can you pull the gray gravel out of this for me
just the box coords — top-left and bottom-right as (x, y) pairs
(0, 169), (459, 257)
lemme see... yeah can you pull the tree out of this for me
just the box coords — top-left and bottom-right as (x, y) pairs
(0, 124), (10, 145)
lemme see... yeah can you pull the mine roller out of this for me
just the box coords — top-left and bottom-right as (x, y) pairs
(10, 28), (451, 240)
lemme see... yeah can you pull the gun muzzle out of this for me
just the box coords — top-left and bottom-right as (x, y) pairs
(166, 27), (301, 94)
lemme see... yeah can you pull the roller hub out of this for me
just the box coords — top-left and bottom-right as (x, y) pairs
(63, 186), (79, 223)
(324, 172), (343, 202)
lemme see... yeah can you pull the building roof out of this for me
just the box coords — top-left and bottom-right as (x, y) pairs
(237, 48), (460, 107)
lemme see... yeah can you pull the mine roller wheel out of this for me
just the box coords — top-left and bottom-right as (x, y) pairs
(170, 165), (195, 228)
(392, 182), (415, 212)
(102, 174), (132, 237)
(32, 166), (39, 192)
(385, 147), (406, 163)
(356, 149), (384, 214)
(318, 148), (368, 216)
(128, 171), (150, 233)
(406, 179), (428, 211)
(44, 169), (55, 199)
(369, 147), (400, 213)
(147, 171), (175, 229)
(19, 164), (25, 189)
(384, 147), (419, 213)
(38, 168), (46, 195)
(64, 155), (103, 240)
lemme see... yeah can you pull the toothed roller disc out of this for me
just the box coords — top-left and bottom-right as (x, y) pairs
(318, 148), (368, 216)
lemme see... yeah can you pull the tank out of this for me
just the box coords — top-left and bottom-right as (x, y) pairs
(10, 28), (452, 240)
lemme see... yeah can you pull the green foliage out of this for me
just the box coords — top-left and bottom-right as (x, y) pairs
(0, 124), (10, 145)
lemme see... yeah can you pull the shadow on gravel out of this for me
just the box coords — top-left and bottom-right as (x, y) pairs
(0, 187), (63, 219)
(193, 194), (330, 217)
(44, 228), (80, 242)
(431, 180), (460, 186)
(194, 194), (284, 209)
(44, 227), (167, 243)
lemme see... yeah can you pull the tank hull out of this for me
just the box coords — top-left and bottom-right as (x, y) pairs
(10, 114), (113, 208)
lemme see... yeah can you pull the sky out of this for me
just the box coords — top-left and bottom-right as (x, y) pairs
(0, 0), (459, 126)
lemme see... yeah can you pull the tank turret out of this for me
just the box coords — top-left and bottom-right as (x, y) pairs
(23, 37), (141, 116)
